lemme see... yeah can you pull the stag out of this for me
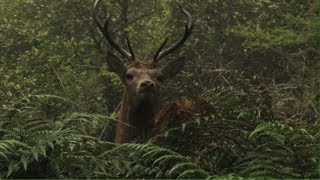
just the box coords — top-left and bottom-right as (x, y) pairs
(93, 0), (194, 144)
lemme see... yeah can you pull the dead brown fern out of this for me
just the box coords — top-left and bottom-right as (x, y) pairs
(153, 97), (215, 134)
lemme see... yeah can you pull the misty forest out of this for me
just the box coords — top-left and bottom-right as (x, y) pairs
(0, 0), (319, 179)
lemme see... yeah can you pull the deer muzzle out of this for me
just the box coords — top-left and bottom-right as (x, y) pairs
(138, 80), (156, 94)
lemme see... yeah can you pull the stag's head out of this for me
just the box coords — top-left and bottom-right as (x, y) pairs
(93, 0), (194, 104)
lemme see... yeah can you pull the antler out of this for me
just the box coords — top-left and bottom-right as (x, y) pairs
(92, 0), (135, 61)
(153, 1), (194, 62)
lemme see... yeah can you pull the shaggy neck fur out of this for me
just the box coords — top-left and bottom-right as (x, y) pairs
(114, 89), (160, 144)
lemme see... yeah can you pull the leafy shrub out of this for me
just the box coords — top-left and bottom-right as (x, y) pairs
(0, 95), (116, 178)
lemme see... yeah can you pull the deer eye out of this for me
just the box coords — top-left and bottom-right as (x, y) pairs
(157, 75), (164, 82)
(126, 74), (133, 80)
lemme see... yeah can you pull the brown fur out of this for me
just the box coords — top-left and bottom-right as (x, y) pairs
(115, 85), (160, 143)
(93, 0), (193, 144)
(127, 61), (157, 69)
(153, 97), (215, 134)
(112, 58), (185, 144)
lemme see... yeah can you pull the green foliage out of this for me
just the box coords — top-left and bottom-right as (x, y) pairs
(152, 114), (318, 178)
(241, 122), (317, 178)
(0, 95), (211, 179)
(94, 143), (209, 179)
(0, 95), (116, 178)
(0, 0), (121, 112)
(1, 0), (319, 179)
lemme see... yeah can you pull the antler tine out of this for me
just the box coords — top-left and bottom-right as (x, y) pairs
(92, 0), (134, 61)
(92, 0), (104, 30)
(153, 1), (194, 62)
(153, 38), (168, 62)
(126, 37), (135, 61)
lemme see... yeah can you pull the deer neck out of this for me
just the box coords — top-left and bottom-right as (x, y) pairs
(115, 89), (160, 144)
(120, 90), (160, 125)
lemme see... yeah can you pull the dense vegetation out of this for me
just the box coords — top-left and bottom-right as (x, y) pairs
(1, 0), (319, 178)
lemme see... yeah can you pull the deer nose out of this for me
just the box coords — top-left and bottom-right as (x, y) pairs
(140, 80), (155, 89)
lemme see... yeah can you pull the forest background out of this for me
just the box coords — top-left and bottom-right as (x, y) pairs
(0, 0), (319, 178)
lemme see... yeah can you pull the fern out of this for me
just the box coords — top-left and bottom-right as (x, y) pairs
(151, 114), (256, 175)
(92, 143), (209, 179)
(0, 140), (27, 160)
(151, 112), (318, 179)
(207, 174), (246, 180)
(238, 121), (318, 178)
(0, 94), (116, 178)
(1, 94), (318, 179)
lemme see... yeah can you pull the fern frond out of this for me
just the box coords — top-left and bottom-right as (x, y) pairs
(239, 121), (317, 178)
(169, 162), (200, 175)
(94, 143), (210, 179)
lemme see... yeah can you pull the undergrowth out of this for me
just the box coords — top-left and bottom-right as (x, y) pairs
(0, 91), (318, 178)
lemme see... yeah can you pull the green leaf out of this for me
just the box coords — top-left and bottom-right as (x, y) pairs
(6, 164), (16, 178)
(31, 148), (39, 161)
(21, 156), (28, 171)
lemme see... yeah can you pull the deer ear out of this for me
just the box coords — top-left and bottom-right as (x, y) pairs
(161, 57), (185, 80)
(106, 51), (127, 81)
